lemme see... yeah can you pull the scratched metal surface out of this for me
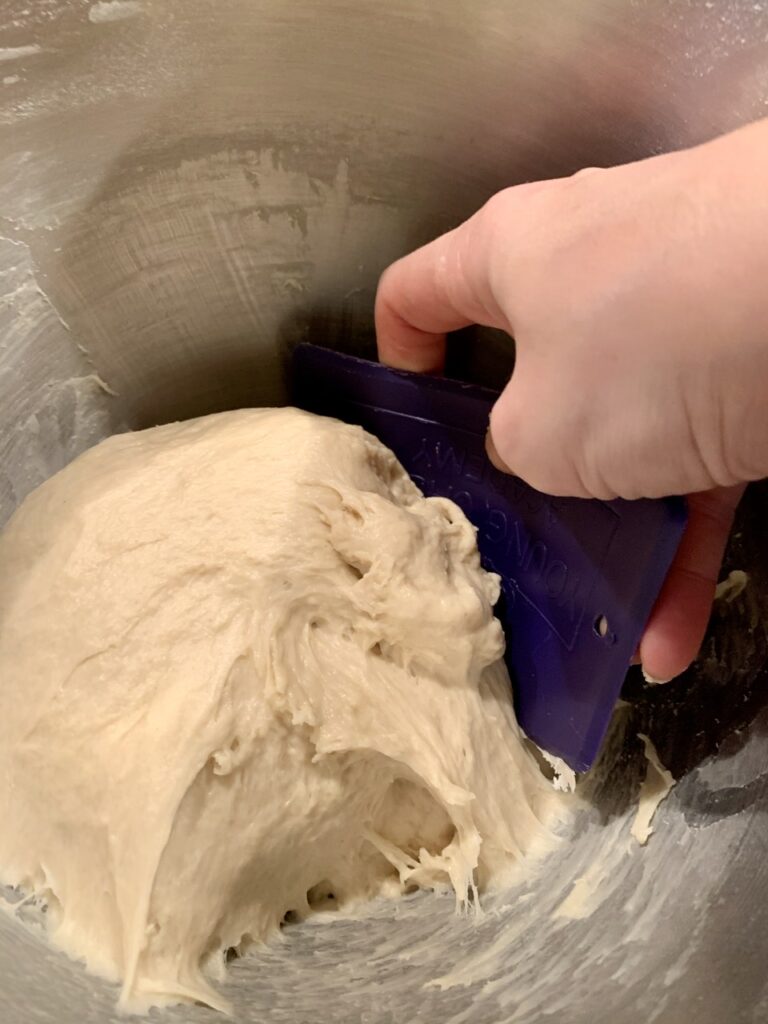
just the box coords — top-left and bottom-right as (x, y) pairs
(0, 2), (767, 1022)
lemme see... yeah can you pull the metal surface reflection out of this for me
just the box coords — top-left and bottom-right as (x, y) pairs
(0, 2), (767, 1021)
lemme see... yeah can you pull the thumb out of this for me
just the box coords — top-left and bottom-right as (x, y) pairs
(639, 484), (745, 682)
(486, 360), (593, 498)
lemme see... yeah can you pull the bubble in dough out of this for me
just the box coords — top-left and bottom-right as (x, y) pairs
(0, 408), (560, 1012)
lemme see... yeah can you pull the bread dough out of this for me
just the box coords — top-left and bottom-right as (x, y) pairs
(715, 569), (749, 604)
(630, 734), (675, 845)
(0, 408), (559, 1012)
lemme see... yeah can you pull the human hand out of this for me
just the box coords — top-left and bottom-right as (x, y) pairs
(375, 121), (768, 681)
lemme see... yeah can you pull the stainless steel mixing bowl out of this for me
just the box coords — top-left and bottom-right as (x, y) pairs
(1, 2), (767, 1022)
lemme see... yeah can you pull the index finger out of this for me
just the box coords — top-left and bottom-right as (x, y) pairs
(374, 205), (508, 372)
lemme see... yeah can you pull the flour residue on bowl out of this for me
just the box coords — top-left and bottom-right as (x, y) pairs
(88, 1), (144, 24)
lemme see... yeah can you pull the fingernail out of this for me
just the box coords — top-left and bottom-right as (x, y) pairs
(642, 668), (673, 686)
(485, 428), (512, 474)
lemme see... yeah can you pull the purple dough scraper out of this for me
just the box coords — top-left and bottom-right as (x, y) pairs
(293, 344), (687, 772)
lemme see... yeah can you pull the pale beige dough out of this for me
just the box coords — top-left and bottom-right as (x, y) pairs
(631, 734), (675, 845)
(0, 408), (559, 1012)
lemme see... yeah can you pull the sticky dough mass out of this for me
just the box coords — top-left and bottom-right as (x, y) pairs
(0, 408), (558, 1011)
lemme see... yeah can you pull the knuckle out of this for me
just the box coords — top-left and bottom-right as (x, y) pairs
(570, 165), (605, 183)
(686, 489), (741, 530)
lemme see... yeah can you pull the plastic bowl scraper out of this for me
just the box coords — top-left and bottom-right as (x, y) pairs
(293, 344), (687, 772)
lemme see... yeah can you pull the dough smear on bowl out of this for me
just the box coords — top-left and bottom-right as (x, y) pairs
(0, 408), (560, 1012)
